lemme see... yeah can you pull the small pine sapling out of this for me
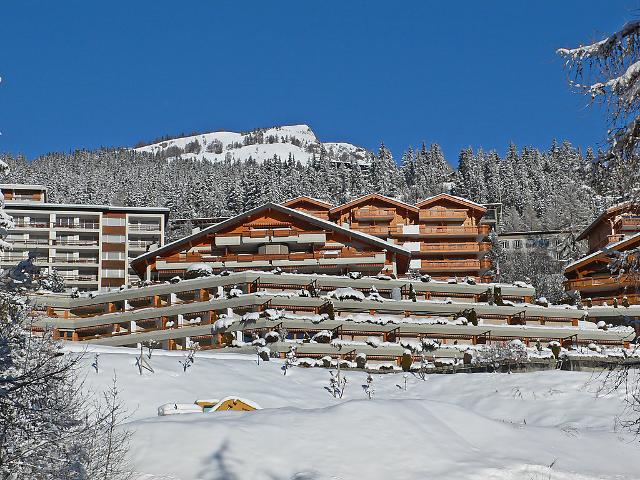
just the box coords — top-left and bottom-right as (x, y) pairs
(283, 345), (298, 375)
(179, 347), (197, 372)
(409, 284), (417, 302)
(91, 353), (100, 374)
(328, 369), (348, 398)
(363, 373), (375, 399)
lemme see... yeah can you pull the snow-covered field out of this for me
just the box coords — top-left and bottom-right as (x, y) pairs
(74, 345), (640, 480)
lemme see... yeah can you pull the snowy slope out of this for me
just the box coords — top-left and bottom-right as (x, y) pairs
(74, 345), (640, 480)
(134, 124), (372, 166)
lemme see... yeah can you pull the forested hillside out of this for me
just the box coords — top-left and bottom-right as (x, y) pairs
(3, 138), (621, 236)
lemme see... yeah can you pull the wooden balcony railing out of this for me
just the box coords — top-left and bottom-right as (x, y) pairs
(608, 234), (625, 244)
(169, 250), (382, 264)
(353, 208), (396, 221)
(353, 226), (391, 236)
(418, 209), (467, 221)
(419, 242), (486, 253)
(394, 225), (490, 237)
(564, 275), (634, 290)
(419, 259), (482, 270)
(60, 274), (99, 282)
(614, 216), (640, 230)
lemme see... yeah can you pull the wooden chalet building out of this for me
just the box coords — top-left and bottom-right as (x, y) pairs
(565, 202), (640, 305)
(284, 193), (492, 281)
(130, 202), (411, 281)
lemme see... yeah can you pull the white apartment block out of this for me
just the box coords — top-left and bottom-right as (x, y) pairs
(1, 184), (169, 292)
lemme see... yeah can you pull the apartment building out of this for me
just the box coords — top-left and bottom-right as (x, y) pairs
(498, 230), (574, 262)
(1, 184), (169, 291)
(130, 202), (411, 282)
(285, 193), (492, 281)
(564, 202), (640, 305)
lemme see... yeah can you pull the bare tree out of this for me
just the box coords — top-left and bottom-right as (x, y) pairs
(558, 19), (640, 198)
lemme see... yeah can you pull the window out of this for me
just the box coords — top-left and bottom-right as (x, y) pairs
(500, 240), (510, 249)
(102, 269), (125, 278)
(513, 240), (522, 249)
(101, 251), (125, 260)
(103, 234), (126, 243)
(103, 216), (126, 226)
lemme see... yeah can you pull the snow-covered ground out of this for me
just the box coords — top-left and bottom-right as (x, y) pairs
(75, 345), (640, 480)
(134, 124), (371, 166)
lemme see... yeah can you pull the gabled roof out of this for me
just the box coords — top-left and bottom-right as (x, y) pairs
(416, 193), (487, 212)
(576, 201), (638, 241)
(564, 231), (640, 273)
(130, 202), (411, 275)
(329, 193), (419, 214)
(281, 196), (333, 210)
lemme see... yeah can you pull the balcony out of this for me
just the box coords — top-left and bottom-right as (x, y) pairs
(607, 234), (625, 244)
(54, 222), (100, 230)
(418, 208), (468, 222)
(0, 255), (49, 264)
(169, 250), (383, 265)
(128, 241), (155, 249)
(419, 242), (489, 254)
(353, 225), (391, 236)
(50, 257), (98, 264)
(128, 224), (161, 232)
(394, 225), (490, 238)
(614, 215), (640, 231)
(54, 239), (100, 247)
(7, 238), (51, 246)
(418, 259), (483, 272)
(60, 274), (99, 282)
(13, 221), (50, 229)
(564, 274), (634, 291)
(352, 208), (395, 221)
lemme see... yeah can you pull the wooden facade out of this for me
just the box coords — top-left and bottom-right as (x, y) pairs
(287, 193), (492, 281)
(131, 202), (411, 281)
(565, 202), (640, 305)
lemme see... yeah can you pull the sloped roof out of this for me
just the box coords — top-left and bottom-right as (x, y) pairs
(416, 193), (487, 212)
(130, 202), (411, 274)
(576, 201), (638, 241)
(564, 231), (640, 273)
(281, 196), (333, 210)
(329, 193), (419, 214)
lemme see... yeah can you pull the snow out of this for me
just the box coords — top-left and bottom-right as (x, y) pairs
(134, 124), (371, 166)
(72, 345), (640, 480)
(329, 287), (365, 301)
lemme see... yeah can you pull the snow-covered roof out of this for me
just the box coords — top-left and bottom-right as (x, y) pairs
(329, 193), (419, 214)
(4, 201), (170, 217)
(564, 231), (640, 272)
(576, 201), (638, 241)
(416, 193), (487, 211)
(281, 196), (333, 209)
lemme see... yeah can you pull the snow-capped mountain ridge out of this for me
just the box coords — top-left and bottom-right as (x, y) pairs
(134, 124), (371, 166)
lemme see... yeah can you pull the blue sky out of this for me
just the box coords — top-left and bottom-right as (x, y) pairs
(0, 1), (637, 165)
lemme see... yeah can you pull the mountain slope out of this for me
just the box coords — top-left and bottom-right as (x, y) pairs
(134, 124), (372, 165)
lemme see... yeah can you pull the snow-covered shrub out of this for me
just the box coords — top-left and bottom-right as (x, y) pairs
(184, 262), (214, 280)
(366, 286), (385, 302)
(363, 373), (374, 399)
(330, 287), (365, 301)
(264, 331), (280, 343)
(355, 352), (367, 369)
(401, 349), (413, 372)
(169, 276), (181, 284)
(256, 346), (270, 362)
(313, 330), (333, 344)
(228, 286), (243, 298)
(242, 311), (260, 322)
(420, 274), (432, 283)
(348, 271), (362, 279)
(365, 336), (381, 348)
(321, 356), (333, 368)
